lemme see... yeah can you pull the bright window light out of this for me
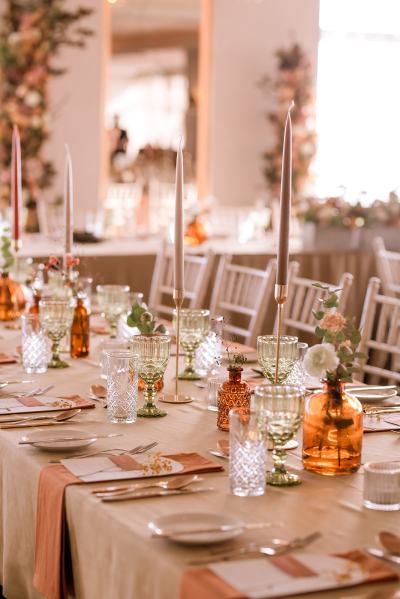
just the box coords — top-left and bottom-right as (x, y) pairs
(315, 0), (400, 202)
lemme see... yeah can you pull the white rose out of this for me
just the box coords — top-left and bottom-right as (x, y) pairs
(303, 343), (339, 378)
(24, 90), (41, 108)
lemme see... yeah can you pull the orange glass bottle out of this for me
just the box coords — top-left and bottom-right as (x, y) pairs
(217, 366), (251, 431)
(70, 298), (90, 358)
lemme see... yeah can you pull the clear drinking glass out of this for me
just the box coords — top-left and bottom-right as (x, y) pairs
(206, 376), (224, 412)
(195, 315), (224, 377)
(130, 334), (170, 417)
(96, 284), (130, 338)
(174, 309), (210, 380)
(39, 298), (74, 368)
(21, 314), (49, 374)
(257, 335), (298, 383)
(363, 462), (400, 511)
(253, 384), (304, 486)
(286, 342), (308, 386)
(99, 339), (130, 379)
(229, 407), (267, 497)
(105, 350), (139, 424)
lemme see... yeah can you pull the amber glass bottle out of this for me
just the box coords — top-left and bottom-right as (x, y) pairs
(0, 272), (26, 321)
(217, 366), (251, 431)
(302, 379), (363, 476)
(28, 292), (41, 315)
(70, 298), (90, 358)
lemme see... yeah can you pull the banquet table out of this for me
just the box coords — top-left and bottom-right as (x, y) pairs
(0, 328), (399, 599)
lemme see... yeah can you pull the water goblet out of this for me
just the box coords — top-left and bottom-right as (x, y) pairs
(174, 309), (210, 380)
(257, 335), (298, 383)
(96, 284), (130, 338)
(130, 334), (170, 417)
(39, 298), (74, 368)
(252, 384), (304, 486)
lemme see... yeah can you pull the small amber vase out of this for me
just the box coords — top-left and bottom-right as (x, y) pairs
(0, 272), (26, 321)
(70, 298), (90, 358)
(302, 379), (363, 476)
(217, 367), (251, 431)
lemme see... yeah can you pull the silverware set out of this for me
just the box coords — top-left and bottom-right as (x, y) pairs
(0, 408), (81, 428)
(0, 384), (54, 399)
(94, 474), (205, 502)
(49, 441), (159, 464)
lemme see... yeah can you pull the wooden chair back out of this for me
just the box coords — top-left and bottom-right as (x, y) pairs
(373, 237), (400, 297)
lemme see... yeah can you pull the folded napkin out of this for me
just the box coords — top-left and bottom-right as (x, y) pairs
(0, 352), (17, 364)
(33, 465), (81, 599)
(90, 325), (108, 335)
(180, 551), (398, 599)
(112, 452), (224, 475)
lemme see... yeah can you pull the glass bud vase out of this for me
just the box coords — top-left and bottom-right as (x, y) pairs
(302, 379), (363, 476)
(217, 367), (251, 431)
(0, 272), (26, 321)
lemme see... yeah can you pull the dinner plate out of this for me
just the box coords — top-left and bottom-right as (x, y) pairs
(20, 428), (97, 452)
(349, 388), (398, 403)
(148, 512), (244, 545)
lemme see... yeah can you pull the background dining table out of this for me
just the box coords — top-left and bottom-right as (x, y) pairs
(0, 326), (398, 599)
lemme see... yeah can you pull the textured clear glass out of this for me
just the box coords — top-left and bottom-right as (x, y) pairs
(21, 314), (49, 374)
(39, 298), (74, 368)
(96, 284), (130, 338)
(206, 376), (224, 412)
(195, 315), (223, 377)
(257, 335), (298, 383)
(229, 408), (267, 497)
(363, 462), (400, 511)
(253, 385), (304, 486)
(286, 342), (308, 386)
(105, 350), (139, 424)
(130, 334), (170, 417)
(99, 339), (130, 379)
(174, 309), (210, 380)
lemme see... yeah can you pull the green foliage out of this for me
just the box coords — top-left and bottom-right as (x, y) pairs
(127, 302), (166, 334)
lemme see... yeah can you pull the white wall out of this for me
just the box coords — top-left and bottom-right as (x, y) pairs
(47, 0), (110, 228)
(208, 0), (320, 206)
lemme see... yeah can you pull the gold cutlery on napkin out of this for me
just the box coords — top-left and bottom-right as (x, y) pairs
(0, 408), (81, 425)
(94, 474), (201, 497)
(101, 486), (214, 502)
(19, 433), (123, 445)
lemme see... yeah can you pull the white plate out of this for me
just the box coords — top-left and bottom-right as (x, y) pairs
(350, 388), (398, 403)
(21, 428), (97, 452)
(148, 512), (244, 545)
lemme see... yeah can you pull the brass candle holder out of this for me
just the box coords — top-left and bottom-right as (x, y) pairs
(161, 288), (195, 404)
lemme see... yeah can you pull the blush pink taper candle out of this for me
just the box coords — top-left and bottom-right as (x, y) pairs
(174, 139), (184, 292)
(276, 102), (293, 288)
(11, 125), (22, 247)
(64, 145), (74, 257)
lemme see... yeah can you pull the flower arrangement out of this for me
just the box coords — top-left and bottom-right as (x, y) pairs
(0, 0), (92, 228)
(303, 283), (364, 382)
(260, 43), (317, 201)
(44, 254), (80, 294)
(127, 302), (166, 334)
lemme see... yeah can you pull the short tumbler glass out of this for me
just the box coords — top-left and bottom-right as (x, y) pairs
(363, 462), (400, 511)
(21, 314), (49, 374)
(105, 350), (139, 424)
(229, 407), (267, 497)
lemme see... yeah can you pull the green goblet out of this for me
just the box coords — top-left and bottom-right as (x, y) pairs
(253, 384), (304, 486)
(39, 298), (74, 368)
(173, 309), (210, 380)
(257, 335), (298, 383)
(131, 334), (170, 417)
(96, 284), (130, 338)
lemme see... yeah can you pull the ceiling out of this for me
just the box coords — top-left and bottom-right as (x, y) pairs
(111, 0), (200, 35)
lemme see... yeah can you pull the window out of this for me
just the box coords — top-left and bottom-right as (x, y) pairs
(315, 0), (400, 202)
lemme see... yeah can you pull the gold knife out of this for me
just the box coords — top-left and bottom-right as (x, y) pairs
(101, 486), (214, 502)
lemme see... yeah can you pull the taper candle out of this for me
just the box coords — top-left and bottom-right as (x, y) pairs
(276, 102), (294, 286)
(11, 125), (22, 245)
(174, 139), (184, 292)
(64, 145), (73, 256)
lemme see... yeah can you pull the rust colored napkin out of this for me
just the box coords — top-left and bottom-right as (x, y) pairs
(0, 352), (17, 364)
(90, 325), (108, 335)
(33, 465), (81, 599)
(180, 550), (399, 599)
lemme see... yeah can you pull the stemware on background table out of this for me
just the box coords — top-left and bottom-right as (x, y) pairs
(173, 308), (210, 380)
(96, 284), (130, 338)
(39, 298), (74, 368)
(105, 349), (139, 424)
(130, 334), (171, 417)
(252, 384), (304, 486)
(21, 314), (49, 374)
(257, 335), (298, 383)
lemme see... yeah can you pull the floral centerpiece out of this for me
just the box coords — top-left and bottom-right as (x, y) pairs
(302, 284), (364, 476)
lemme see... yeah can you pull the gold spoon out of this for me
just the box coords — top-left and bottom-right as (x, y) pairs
(378, 531), (400, 555)
(93, 474), (202, 497)
(90, 384), (107, 399)
(0, 408), (81, 425)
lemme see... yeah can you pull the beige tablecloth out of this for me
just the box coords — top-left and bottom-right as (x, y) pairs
(0, 329), (398, 599)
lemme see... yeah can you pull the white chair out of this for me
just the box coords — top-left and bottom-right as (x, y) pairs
(278, 269), (354, 338)
(148, 244), (214, 319)
(356, 277), (400, 384)
(373, 237), (400, 297)
(209, 256), (278, 347)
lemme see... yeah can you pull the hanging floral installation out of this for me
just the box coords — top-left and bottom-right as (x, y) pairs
(0, 0), (92, 230)
(260, 43), (317, 203)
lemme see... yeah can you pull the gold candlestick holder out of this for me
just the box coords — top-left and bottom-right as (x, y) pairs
(161, 289), (195, 404)
(274, 283), (288, 384)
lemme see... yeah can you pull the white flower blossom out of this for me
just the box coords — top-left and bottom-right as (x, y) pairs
(303, 343), (339, 378)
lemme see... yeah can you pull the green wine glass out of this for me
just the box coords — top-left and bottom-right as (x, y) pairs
(173, 309), (210, 380)
(39, 298), (74, 368)
(257, 335), (298, 383)
(131, 334), (170, 417)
